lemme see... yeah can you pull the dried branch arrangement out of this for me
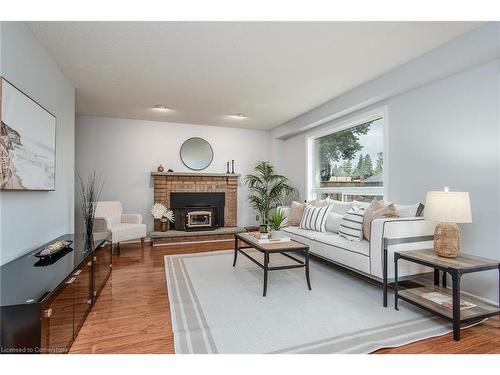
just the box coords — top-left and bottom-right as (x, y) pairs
(78, 171), (104, 250)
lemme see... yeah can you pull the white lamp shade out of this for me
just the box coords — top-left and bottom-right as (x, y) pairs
(424, 190), (472, 223)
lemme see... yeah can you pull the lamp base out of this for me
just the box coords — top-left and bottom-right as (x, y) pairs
(433, 222), (460, 258)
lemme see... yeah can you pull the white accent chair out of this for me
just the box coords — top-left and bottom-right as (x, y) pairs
(94, 201), (147, 253)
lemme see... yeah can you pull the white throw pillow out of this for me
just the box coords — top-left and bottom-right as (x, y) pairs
(278, 206), (291, 227)
(308, 197), (339, 207)
(394, 203), (420, 217)
(331, 201), (353, 216)
(299, 205), (331, 232)
(339, 206), (365, 241)
(351, 200), (370, 209)
(325, 212), (344, 233)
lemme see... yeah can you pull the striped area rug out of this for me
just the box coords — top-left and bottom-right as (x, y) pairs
(164, 250), (453, 353)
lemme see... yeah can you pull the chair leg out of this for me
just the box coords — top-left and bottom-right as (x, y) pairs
(141, 237), (145, 248)
(116, 242), (120, 255)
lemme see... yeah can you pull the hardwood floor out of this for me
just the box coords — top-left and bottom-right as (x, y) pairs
(69, 242), (500, 354)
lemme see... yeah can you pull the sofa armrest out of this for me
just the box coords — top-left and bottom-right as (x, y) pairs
(370, 217), (436, 279)
(93, 217), (112, 232)
(121, 213), (143, 224)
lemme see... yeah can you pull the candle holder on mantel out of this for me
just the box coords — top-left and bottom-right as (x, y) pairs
(231, 160), (235, 174)
(226, 162), (230, 174)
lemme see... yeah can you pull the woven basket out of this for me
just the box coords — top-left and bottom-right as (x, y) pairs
(434, 222), (460, 258)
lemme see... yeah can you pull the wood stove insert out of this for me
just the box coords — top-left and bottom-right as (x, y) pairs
(170, 192), (225, 231)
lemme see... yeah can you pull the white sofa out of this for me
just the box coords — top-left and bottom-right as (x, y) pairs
(281, 202), (436, 306)
(94, 201), (147, 252)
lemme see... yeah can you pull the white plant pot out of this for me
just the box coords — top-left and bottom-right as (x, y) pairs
(270, 230), (283, 240)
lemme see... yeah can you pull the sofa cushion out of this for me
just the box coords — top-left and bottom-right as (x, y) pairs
(308, 197), (340, 207)
(325, 212), (343, 233)
(363, 199), (398, 240)
(395, 203), (421, 217)
(278, 206), (291, 227)
(299, 205), (331, 232)
(339, 205), (365, 241)
(362, 199), (384, 240)
(283, 226), (319, 240)
(289, 201), (306, 226)
(330, 201), (352, 216)
(314, 232), (370, 256)
(352, 200), (371, 209)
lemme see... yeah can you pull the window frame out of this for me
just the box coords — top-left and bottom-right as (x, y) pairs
(305, 106), (389, 202)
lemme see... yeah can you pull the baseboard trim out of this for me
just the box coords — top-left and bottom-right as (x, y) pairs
(153, 238), (233, 247)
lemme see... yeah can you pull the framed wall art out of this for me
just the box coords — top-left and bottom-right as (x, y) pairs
(1, 77), (56, 191)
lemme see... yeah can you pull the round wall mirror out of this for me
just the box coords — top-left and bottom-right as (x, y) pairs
(180, 137), (214, 171)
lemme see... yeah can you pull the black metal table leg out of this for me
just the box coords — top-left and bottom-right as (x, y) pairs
(442, 271), (447, 288)
(232, 236), (238, 267)
(263, 252), (269, 297)
(395, 253), (400, 310)
(452, 271), (462, 341)
(383, 243), (388, 307)
(434, 269), (440, 285)
(305, 249), (312, 290)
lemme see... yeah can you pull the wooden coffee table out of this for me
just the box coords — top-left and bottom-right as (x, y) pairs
(233, 232), (312, 297)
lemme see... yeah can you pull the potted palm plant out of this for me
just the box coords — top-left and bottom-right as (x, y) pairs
(245, 161), (298, 225)
(267, 209), (287, 240)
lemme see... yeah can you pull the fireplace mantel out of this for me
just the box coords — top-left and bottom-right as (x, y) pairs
(151, 172), (241, 177)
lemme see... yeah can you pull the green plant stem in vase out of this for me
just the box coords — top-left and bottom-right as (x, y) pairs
(267, 209), (287, 240)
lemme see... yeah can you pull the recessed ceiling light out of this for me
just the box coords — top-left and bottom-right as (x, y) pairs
(232, 113), (247, 119)
(153, 104), (170, 111)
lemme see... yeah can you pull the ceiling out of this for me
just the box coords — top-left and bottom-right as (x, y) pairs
(28, 22), (482, 130)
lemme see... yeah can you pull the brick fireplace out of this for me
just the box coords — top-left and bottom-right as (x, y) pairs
(151, 172), (239, 231)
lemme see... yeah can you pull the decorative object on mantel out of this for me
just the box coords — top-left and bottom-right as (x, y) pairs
(245, 161), (298, 224)
(157, 164), (164, 172)
(226, 161), (230, 174)
(151, 202), (175, 232)
(34, 240), (73, 259)
(167, 168), (173, 172)
(424, 186), (472, 258)
(151, 171), (241, 177)
(78, 171), (104, 251)
(1, 77), (57, 191)
(180, 137), (214, 171)
(231, 160), (235, 174)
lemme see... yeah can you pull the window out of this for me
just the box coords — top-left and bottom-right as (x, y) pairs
(307, 112), (385, 202)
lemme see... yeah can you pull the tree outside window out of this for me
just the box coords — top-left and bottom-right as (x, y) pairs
(314, 118), (384, 202)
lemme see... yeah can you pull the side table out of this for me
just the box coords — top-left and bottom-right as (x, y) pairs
(394, 249), (500, 341)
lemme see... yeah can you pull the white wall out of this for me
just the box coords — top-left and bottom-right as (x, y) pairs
(0, 22), (75, 265)
(76, 116), (270, 231)
(273, 61), (500, 303)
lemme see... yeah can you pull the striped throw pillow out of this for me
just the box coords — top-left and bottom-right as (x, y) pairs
(299, 205), (331, 232)
(339, 205), (366, 241)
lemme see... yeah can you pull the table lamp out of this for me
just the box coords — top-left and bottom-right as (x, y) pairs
(424, 186), (471, 258)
